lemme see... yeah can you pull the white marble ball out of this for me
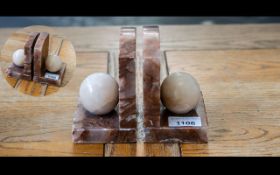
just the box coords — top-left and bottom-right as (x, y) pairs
(46, 55), (62, 72)
(79, 73), (119, 115)
(160, 72), (201, 114)
(12, 49), (26, 67)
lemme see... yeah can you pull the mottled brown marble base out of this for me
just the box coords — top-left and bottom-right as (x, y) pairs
(72, 94), (207, 143)
(72, 102), (136, 143)
(6, 64), (32, 80)
(143, 93), (208, 143)
(6, 58), (66, 87)
(37, 63), (66, 86)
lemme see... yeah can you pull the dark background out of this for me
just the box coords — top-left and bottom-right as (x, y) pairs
(0, 17), (280, 27)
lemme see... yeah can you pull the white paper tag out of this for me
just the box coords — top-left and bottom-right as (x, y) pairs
(168, 117), (202, 127)
(44, 72), (59, 81)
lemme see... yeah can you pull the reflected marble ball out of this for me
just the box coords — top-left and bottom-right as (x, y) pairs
(12, 49), (25, 67)
(160, 72), (201, 114)
(46, 55), (62, 72)
(79, 73), (119, 115)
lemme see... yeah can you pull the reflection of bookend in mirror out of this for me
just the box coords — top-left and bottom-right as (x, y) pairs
(5, 32), (66, 87)
(72, 27), (137, 143)
(142, 26), (208, 143)
(33, 32), (66, 86)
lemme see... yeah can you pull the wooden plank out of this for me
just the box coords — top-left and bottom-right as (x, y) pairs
(45, 85), (59, 96)
(165, 49), (280, 156)
(105, 143), (180, 157)
(5, 77), (60, 97)
(16, 79), (31, 94)
(0, 141), (104, 157)
(30, 82), (45, 96)
(0, 51), (108, 156)
(2, 24), (280, 52)
(5, 76), (19, 88)
(13, 80), (48, 96)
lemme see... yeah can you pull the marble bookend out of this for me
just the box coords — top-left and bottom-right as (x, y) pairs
(33, 32), (66, 86)
(143, 93), (208, 143)
(6, 32), (40, 81)
(143, 26), (161, 128)
(118, 27), (137, 128)
(72, 26), (208, 144)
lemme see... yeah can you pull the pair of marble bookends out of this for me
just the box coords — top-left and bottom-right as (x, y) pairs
(72, 26), (208, 143)
(6, 32), (66, 86)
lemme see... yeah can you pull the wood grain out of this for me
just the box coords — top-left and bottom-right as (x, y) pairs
(1, 25), (280, 156)
(2, 24), (280, 52)
(105, 143), (180, 157)
(165, 49), (280, 156)
(0, 51), (107, 156)
(50, 24), (280, 51)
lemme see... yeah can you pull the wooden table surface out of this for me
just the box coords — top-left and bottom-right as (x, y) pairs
(1, 24), (280, 156)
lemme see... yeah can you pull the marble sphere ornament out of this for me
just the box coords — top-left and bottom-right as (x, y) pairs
(79, 73), (119, 115)
(45, 54), (62, 72)
(160, 72), (201, 114)
(12, 49), (26, 67)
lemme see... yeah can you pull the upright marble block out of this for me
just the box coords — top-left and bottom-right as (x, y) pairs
(119, 27), (137, 128)
(33, 32), (49, 82)
(23, 32), (40, 80)
(143, 26), (161, 127)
